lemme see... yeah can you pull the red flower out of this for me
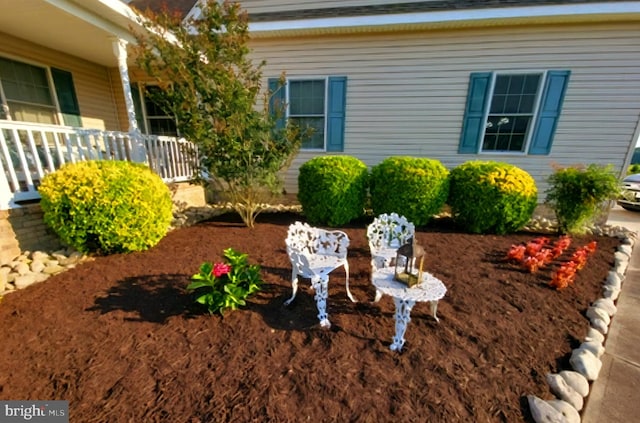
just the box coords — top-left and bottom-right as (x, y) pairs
(212, 263), (232, 278)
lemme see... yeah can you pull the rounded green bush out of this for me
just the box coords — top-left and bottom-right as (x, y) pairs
(448, 161), (537, 234)
(297, 155), (368, 226)
(370, 156), (449, 226)
(39, 160), (173, 254)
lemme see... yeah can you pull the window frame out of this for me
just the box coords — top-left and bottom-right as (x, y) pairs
(134, 84), (179, 137)
(460, 69), (570, 156)
(0, 55), (64, 125)
(479, 70), (547, 155)
(285, 77), (328, 152)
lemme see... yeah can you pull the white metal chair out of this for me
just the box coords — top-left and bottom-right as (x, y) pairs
(366, 213), (415, 302)
(284, 221), (354, 328)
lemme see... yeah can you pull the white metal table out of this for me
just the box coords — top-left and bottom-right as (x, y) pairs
(371, 267), (447, 351)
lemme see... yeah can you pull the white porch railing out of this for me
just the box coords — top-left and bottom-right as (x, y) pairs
(0, 120), (198, 209)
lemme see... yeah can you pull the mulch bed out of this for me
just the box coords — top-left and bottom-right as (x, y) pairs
(0, 212), (620, 422)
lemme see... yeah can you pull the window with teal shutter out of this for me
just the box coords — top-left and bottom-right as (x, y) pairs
(459, 70), (570, 155)
(51, 68), (82, 127)
(268, 76), (347, 152)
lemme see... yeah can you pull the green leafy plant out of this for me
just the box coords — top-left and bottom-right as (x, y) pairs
(39, 160), (172, 254)
(298, 155), (369, 226)
(187, 248), (262, 314)
(627, 163), (640, 175)
(448, 161), (537, 234)
(370, 156), (449, 226)
(545, 163), (620, 235)
(132, 1), (306, 228)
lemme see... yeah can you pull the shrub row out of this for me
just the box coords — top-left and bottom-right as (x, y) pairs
(298, 156), (619, 235)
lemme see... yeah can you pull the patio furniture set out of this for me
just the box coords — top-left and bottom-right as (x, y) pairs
(284, 213), (448, 352)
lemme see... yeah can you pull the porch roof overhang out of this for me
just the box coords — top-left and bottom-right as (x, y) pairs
(0, 0), (145, 66)
(248, 2), (640, 38)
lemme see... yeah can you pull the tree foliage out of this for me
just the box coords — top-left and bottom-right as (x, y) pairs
(132, 0), (304, 227)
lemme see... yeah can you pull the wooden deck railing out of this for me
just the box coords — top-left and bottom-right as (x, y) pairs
(0, 120), (198, 209)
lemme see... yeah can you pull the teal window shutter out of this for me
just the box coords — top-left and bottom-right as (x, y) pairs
(458, 72), (491, 154)
(268, 78), (286, 130)
(50, 68), (82, 127)
(326, 76), (347, 152)
(528, 70), (570, 155)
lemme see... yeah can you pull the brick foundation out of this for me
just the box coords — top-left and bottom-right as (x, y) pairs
(0, 182), (207, 264)
(0, 204), (62, 264)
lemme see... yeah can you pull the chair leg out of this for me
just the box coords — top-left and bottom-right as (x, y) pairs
(429, 300), (440, 322)
(344, 262), (356, 303)
(311, 276), (330, 328)
(284, 270), (299, 306)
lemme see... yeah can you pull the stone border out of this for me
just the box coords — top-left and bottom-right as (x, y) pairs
(525, 218), (636, 423)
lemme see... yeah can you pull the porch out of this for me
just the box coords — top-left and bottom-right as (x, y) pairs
(0, 119), (199, 210)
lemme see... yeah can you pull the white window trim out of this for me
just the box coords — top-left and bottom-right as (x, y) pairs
(479, 70), (547, 156)
(285, 77), (328, 152)
(0, 54), (65, 125)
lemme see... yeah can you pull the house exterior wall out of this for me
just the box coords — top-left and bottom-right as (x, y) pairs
(0, 32), (121, 131)
(250, 22), (640, 198)
(241, 0), (425, 14)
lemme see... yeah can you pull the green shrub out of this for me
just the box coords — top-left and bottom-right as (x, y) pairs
(628, 163), (640, 175)
(448, 161), (537, 234)
(370, 156), (449, 226)
(297, 155), (368, 226)
(545, 163), (620, 234)
(39, 160), (173, 254)
(187, 248), (262, 315)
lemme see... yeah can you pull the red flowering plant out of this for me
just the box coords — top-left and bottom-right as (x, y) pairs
(506, 236), (572, 273)
(187, 248), (262, 314)
(549, 241), (597, 290)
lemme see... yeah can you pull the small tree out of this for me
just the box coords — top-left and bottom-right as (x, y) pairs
(132, 0), (304, 227)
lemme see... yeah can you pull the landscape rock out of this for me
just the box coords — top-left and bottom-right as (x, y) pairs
(580, 340), (605, 358)
(602, 285), (621, 301)
(546, 373), (584, 411)
(559, 370), (590, 397)
(585, 327), (605, 344)
(570, 348), (602, 381)
(527, 395), (565, 423)
(586, 306), (611, 326)
(605, 271), (622, 288)
(591, 317), (609, 335)
(592, 297), (617, 317)
(547, 399), (581, 423)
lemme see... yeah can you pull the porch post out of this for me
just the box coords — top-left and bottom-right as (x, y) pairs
(111, 37), (147, 163)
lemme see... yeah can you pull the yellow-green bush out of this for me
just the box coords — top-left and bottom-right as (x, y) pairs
(39, 160), (173, 254)
(298, 155), (368, 226)
(448, 161), (537, 234)
(370, 156), (449, 226)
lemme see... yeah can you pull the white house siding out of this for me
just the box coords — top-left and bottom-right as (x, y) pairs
(240, 0), (427, 14)
(0, 32), (121, 131)
(250, 22), (640, 199)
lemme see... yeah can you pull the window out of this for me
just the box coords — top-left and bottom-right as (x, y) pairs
(0, 57), (57, 124)
(131, 84), (178, 137)
(459, 70), (570, 155)
(289, 80), (325, 150)
(268, 76), (347, 152)
(0, 57), (81, 127)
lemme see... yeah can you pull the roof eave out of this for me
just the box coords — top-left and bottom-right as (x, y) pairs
(248, 3), (640, 38)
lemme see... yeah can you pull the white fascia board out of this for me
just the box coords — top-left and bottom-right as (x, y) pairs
(44, 0), (145, 41)
(249, 2), (640, 34)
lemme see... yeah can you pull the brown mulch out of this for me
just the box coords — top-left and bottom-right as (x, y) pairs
(0, 212), (620, 422)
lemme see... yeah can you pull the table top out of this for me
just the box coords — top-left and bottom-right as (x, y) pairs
(371, 267), (447, 302)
